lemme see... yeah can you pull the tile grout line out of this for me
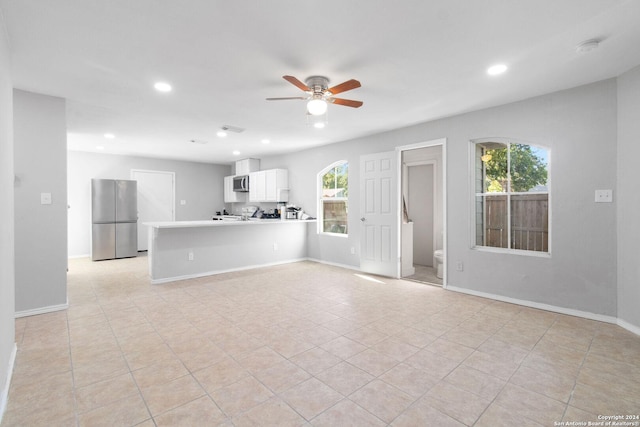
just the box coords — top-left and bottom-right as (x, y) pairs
(64, 308), (80, 427)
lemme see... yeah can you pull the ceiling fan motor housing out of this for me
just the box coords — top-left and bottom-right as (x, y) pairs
(267, 74), (363, 110)
(305, 76), (330, 94)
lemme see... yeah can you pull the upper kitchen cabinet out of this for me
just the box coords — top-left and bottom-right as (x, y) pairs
(224, 175), (247, 203)
(249, 169), (289, 202)
(235, 158), (260, 176)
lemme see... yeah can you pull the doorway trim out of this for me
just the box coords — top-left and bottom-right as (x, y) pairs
(396, 138), (447, 287)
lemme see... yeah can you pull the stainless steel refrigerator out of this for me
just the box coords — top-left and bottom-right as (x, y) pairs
(91, 179), (138, 261)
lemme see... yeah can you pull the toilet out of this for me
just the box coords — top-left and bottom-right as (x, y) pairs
(433, 249), (444, 279)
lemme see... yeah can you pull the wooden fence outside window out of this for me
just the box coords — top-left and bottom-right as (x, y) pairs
(483, 193), (548, 252)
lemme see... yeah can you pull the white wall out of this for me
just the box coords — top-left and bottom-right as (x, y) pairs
(14, 90), (68, 314)
(617, 65), (640, 331)
(148, 222), (309, 283)
(262, 79), (618, 318)
(0, 11), (16, 421)
(68, 151), (231, 257)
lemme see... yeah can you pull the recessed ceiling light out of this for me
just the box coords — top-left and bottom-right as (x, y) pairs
(103, 133), (115, 139)
(217, 131), (228, 138)
(232, 150), (241, 156)
(261, 139), (270, 144)
(154, 82), (172, 92)
(487, 64), (508, 76)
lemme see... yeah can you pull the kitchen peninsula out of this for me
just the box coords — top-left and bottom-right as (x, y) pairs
(145, 218), (315, 284)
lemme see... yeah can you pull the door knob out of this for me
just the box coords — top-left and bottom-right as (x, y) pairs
(360, 217), (366, 222)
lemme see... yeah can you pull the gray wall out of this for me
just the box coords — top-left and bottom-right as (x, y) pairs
(68, 151), (231, 257)
(617, 65), (640, 330)
(0, 13), (16, 419)
(262, 79), (619, 318)
(14, 90), (68, 314)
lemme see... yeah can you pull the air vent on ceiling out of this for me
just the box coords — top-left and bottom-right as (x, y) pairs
(190, 139), (208, 144)
(221, 125), (245, 133)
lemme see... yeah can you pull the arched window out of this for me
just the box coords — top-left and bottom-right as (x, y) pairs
(318, 161), (348, 235)
(473, 139), (550, 253)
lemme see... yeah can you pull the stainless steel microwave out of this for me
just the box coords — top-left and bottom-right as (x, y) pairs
(233, 175), (249, 192)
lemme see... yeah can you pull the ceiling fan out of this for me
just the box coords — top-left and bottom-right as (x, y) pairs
(266, 75), (363, 116)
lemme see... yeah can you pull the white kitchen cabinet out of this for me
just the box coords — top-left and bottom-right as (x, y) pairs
(249, 171), (264, 202)
(249, 169), (288, 202)
(235, 158), (260, 176)
(224, 175), (246, 203)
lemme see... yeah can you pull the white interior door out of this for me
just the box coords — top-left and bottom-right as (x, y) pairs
(360, 151), (399, 277)
(131, 170), (175, 251)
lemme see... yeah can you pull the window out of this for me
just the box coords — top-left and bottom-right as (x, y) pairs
(319, 161), (348, 235)
(473, 140), (549, 253)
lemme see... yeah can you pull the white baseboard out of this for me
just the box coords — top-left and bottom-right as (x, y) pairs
(151, 258), (310, 285)
(307, 261), (640, 335)
(0, 343), (17, 425)
(617, 318), (640, 336)
(14, 301), (68, 318)
(446, 285), (619, 325)
(68, 254), (90, 259)
(306, 257), (361, 272)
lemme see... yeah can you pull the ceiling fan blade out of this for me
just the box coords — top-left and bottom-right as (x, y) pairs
(283, 75), (311, 92)
(330, 98), (363, 108)
(266, 97), (306, 101)
(328, 79), (361, 95)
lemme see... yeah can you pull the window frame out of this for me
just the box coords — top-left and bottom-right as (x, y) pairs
(470, 138), (551, 257)
(317, 160), (349, 237)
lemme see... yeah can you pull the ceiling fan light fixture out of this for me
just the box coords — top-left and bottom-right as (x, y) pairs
(307, 111), (327, 129)
(307, 98), (328, 116)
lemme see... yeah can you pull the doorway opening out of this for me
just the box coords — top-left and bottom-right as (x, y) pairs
(131, 169), (175, 252)
(398, 140), (446, 286)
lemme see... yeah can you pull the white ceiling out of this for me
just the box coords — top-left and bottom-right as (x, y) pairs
(2, 0), (639, 164)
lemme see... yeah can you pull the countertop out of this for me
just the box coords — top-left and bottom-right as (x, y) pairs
(145, 218), (316, 229)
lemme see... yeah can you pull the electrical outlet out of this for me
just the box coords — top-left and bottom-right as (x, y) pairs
(594, 189), (612, 203)
(180, 200), (187, 205)
(40, 192), (52, 205)
(456, 261), (464, 272)
(188, 252), (194, 261)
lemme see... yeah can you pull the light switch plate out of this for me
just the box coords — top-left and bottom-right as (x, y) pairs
(595, 189), (613, 203)
(40, 192), (52, 205)
(180, 200), (186, 205)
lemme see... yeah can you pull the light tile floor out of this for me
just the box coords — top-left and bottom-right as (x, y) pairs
(404, 265), (442, 286)
(3, 255), (640, 426)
